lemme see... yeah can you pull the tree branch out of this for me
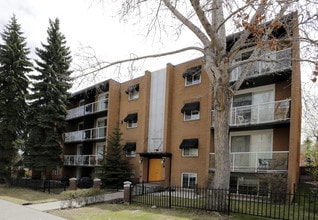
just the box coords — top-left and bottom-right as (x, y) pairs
(75, 46), (204, 78)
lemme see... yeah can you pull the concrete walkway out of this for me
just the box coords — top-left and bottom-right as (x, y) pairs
(0, 199), (66, 220)
(0, 191), (123, 220)
(26, 191), (123, 211)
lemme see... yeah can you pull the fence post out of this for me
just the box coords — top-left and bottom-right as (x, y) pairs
(169, 186), (172, 209)
(123, 181), (132, 204)
(227, 188), (230, 216)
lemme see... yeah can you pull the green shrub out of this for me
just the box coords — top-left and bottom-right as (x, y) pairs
(60, 188), (102, 200)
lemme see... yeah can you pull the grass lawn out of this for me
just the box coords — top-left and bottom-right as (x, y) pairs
(49, 203), (225, 220)
(0, 184), (269, 220)
(0, 184), (61, 204)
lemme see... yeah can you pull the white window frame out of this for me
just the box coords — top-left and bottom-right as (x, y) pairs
(128, 89), (139, 100)
(181, 173), (197, 189)
(182, 148), (198, 157)
(230, 129), (273, 153)
(127, 119), (138, 128)
(96, 117), (107, 138)
(184, 110), (200, 121)
(185, 73), (201, 86)
(97, 92), (108, 111)
(126, 149), (136, 157)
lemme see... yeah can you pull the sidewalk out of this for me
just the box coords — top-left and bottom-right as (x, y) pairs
(26, 191), (123, 211)
(0, 199), (66, 220)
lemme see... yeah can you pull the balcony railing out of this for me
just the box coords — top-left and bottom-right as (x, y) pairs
(66, 99), (108, 120)
(212, 99), (290, 127)
(230, 48), (291, 82)
(64, 126), (107, 143)
(209, 151), (289, 173)
(64, 155), (103, 166)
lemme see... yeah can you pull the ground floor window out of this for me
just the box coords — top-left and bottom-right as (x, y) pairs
(230, 176), (269, 196)
(181, 173), (197, 188)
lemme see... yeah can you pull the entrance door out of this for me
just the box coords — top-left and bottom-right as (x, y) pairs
(148, 159), (163, 182)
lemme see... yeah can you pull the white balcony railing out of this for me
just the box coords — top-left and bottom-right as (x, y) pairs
(212, 99), (290, 127)
(64, 126), (107, 143)
(66, 99), (108, 120)
(64, 154), (103, 166)
(230, 48), (291, 81)
(209, 151), (289, 173)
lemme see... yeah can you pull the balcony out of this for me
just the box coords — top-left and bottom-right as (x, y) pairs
(211, 99), (290, 127)
(64, 155), (103, 166)
(230, 48), (291, 82)
(209, 151), (288, 173)
(64, 126), (107, 143)
(66, 99), (108, 120)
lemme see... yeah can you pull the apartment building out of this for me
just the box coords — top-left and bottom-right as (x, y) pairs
(63, 13), (301, 194)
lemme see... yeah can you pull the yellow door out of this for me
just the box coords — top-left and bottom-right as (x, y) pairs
(148, 159), (163, 182)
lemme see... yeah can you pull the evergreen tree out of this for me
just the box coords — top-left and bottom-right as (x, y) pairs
(24, 18), (72, 179)
(0, 15), (32, 185)
(101, 126), (132, 188)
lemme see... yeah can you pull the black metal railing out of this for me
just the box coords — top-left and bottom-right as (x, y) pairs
(131, 184), (318, 220)
(10, 178), (67, 194)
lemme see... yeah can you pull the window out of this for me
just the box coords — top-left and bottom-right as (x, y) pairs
(123, 142), (136, 157)
(180, 138), (199, 157)
(129, 89), (139, 100)
(124, 113), (138, 128)
(184, 110), (200, 120)
(183, 66), (201, 86)
(183, 148), (198, 157)
(181, 102), (200, 121)
(230, 130), (273, 169)
(126, 84), (139, 100)
(96, 118), (107, 138)
(97, 93), (108, 111)
(232, 85), (274, 124)
(182, 173), (197, 188)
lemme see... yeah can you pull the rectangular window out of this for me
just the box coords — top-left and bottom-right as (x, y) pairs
(184, 110), (200, 121)
(185, 73), (201, 86)
(126, 150), (136, 157)
(124, 113), (138, 128)
(128, 89), (139, 100)
(182, 148), (198, 157)
(182, 173), (197, 188)
(232, 85), (275, 124)
(97, 93), (108, 111)
(230, 130), (273, 170)
(96, 118), (107, 138)
(127, 119), (137, 128)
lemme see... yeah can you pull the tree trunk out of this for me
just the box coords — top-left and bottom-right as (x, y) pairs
(207, 59), (231, 211)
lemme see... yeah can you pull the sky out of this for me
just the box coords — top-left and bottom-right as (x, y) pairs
(0, 0), (201, 92)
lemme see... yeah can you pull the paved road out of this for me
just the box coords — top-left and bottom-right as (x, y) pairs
(0, 199), (66, 220)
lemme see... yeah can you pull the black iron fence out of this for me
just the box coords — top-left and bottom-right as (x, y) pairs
(131, 184), (318, 220)
(10, 178), (67, 194)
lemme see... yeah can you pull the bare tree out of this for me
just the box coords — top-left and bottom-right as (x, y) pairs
(76, 0), (317, 210)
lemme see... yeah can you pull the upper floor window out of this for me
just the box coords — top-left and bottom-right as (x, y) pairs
(124, 113), (138, 128)
(97, 93), (108, 111)
(183, 66), (201, 86)
(182, 173), (197, 189)
(126, 84), (139, 100)
(123, 142), (136, 157)
(181, 102), (200, 121)
(180, 138), (199, 157)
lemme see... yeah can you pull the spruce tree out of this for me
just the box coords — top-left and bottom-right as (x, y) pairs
(101, 127), (132, 188)
(24, 18), (72, 179)
(0, 15), (32, 185)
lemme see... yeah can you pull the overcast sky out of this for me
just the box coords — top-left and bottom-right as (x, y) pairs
(0, 0), (202, 91)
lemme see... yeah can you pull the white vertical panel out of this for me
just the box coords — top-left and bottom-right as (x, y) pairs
(148, 68), (166, 152)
